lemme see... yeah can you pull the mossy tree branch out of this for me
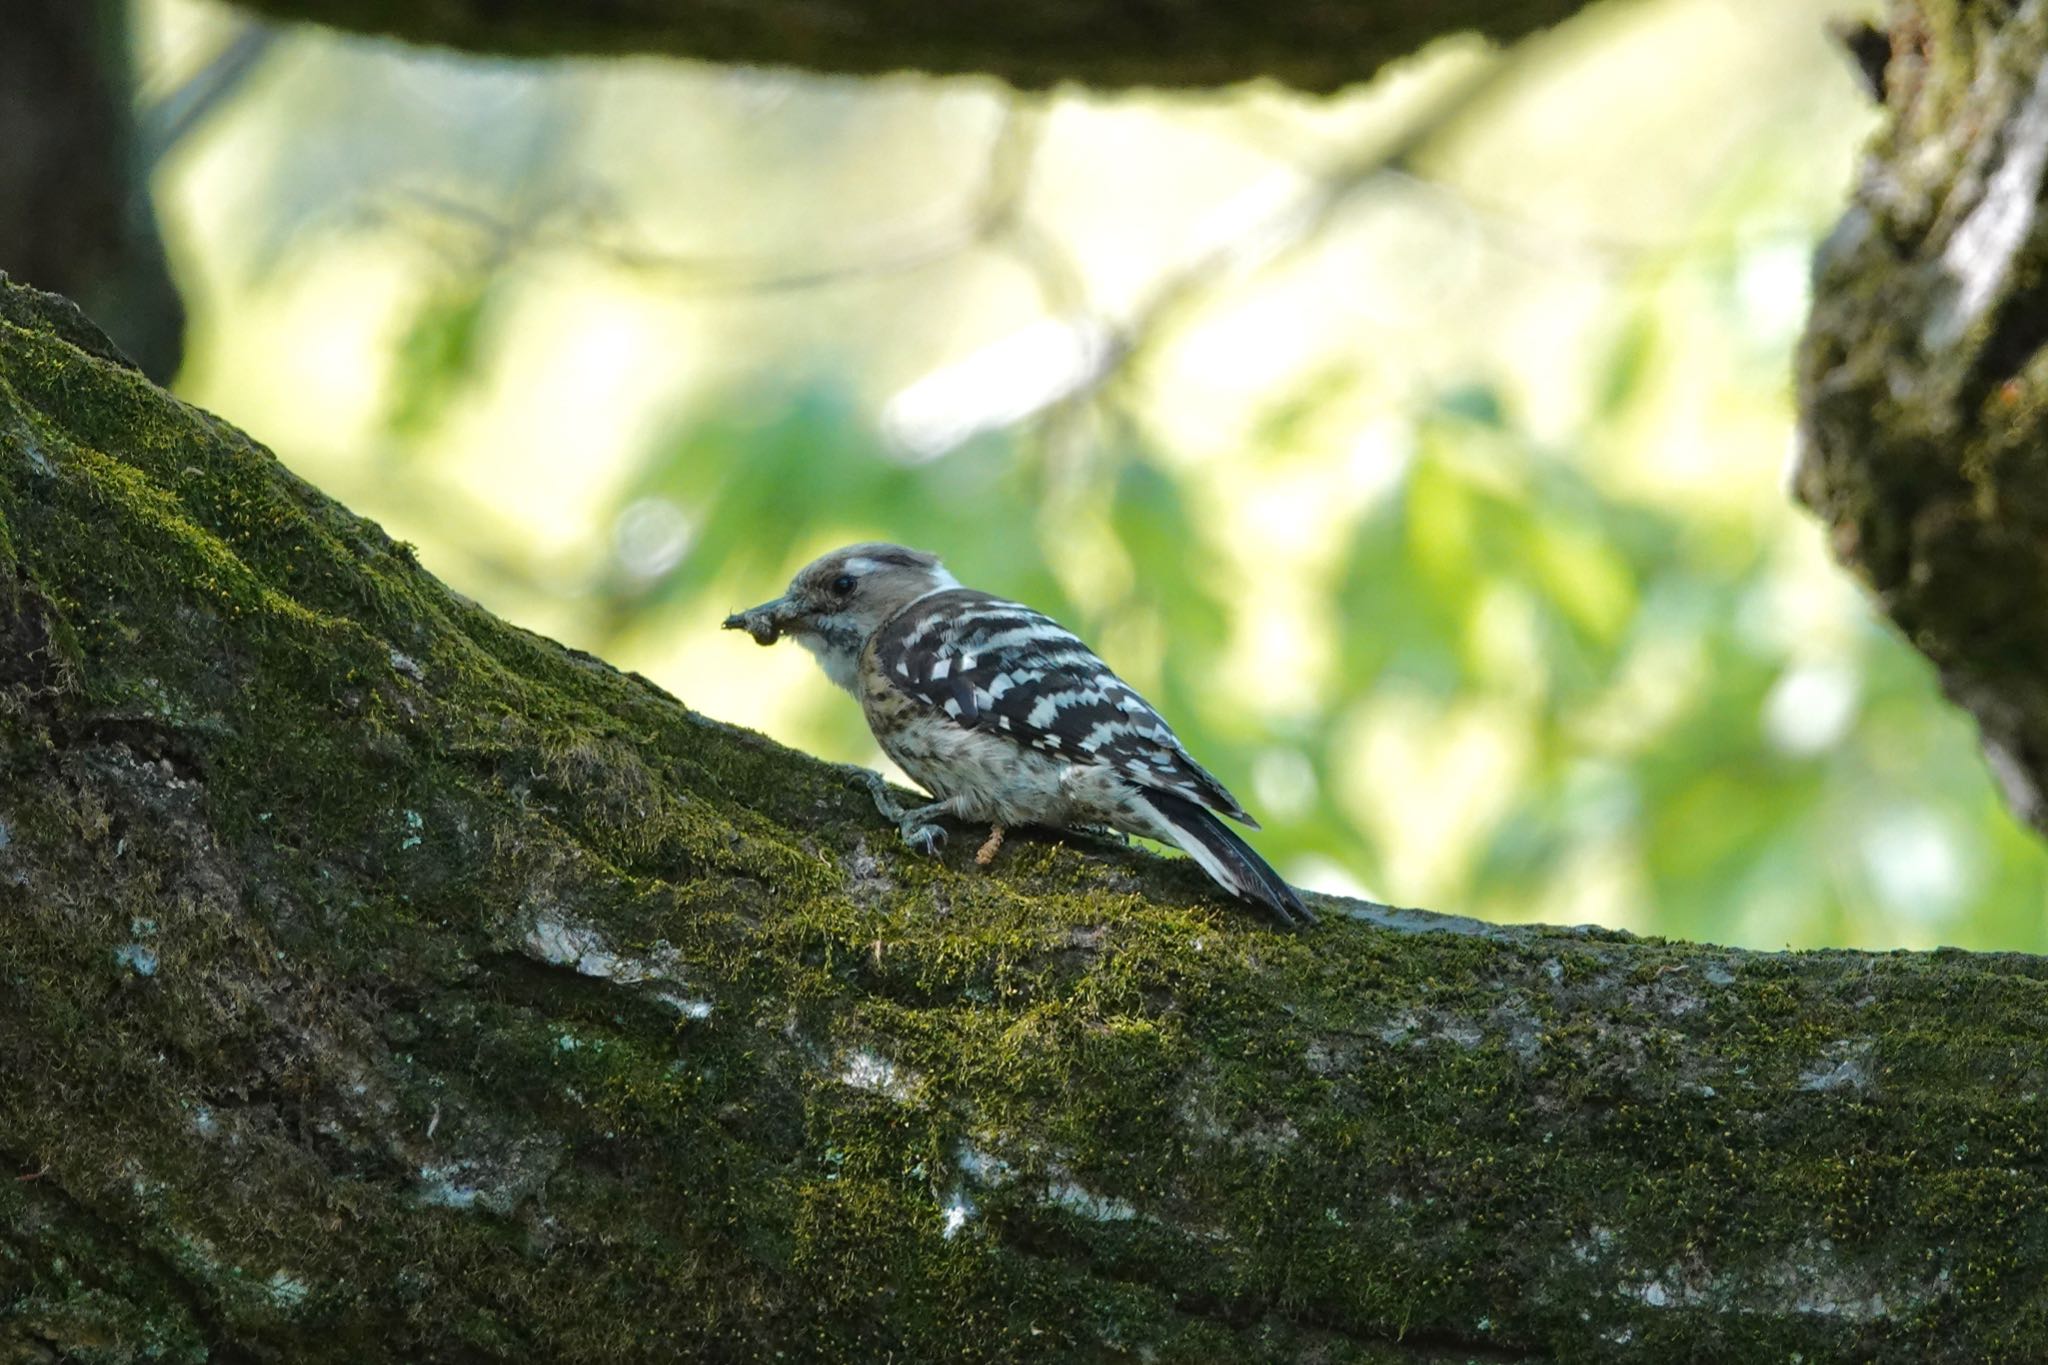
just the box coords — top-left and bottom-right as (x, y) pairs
(220, 0), (1612, 91)
(1796, 2), (2048, 834)
(2, 274), (2047, 1362)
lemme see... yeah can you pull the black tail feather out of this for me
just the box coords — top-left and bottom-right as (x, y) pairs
(1142, 790), (1317, 929)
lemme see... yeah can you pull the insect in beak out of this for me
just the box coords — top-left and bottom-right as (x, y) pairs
(722, 595), (799, 646)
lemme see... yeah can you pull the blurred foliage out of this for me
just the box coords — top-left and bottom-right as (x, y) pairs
(142, 0), (2048, 951)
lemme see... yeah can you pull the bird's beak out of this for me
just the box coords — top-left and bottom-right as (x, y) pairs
(722, 594), (800, 646)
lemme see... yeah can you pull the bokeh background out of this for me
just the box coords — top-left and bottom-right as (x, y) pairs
(126, 0), (2048, 951)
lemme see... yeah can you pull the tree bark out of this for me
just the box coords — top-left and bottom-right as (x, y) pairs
(1796, 1), (2048, 835)
(0, 274), (2044, 1363)
(220, 0), (1611, 91)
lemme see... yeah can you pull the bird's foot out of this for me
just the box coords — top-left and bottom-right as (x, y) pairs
(848, 766), (911, 824)
(895, 799), (959, 856)
(974, 824), (1006, 867)
(900, 819), (947, 856)
(845, 768), (953, 856)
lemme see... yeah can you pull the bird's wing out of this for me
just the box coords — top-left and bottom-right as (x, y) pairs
(870, 590), (1257, 826)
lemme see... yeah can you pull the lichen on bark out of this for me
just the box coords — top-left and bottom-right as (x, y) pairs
(5, 274), (2048, 1361)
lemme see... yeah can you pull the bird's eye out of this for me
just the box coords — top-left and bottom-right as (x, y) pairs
(831, 573), (857, 596)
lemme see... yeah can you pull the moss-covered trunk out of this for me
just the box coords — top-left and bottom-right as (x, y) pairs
(1796, 1), (2048, 833)
(3, 277), (2048, 1362)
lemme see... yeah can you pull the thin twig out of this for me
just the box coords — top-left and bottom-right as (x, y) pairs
(374, 99), (1045, 297)
(140, 22), (280, 167)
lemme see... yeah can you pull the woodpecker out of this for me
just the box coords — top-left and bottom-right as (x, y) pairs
(723, 542), (1315, 928)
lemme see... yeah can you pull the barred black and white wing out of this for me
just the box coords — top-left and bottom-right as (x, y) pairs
(870, 590), (1253, 822)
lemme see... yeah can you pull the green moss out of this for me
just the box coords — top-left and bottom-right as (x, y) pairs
(4, 278), (2048, 1361)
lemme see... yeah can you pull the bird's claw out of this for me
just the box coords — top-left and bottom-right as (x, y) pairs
(844, 766), (953, 858)
(900, 822), (947, 856)
(848, 766), (910, 824)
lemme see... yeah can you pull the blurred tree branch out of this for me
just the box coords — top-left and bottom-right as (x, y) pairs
(374, 102), (1047, 297)
(7, 270), (2048, 1362)
(222, 0), (1615, 91)
(1795, 3), (2048, 834)
(0, 0), (184, 382)
(861, 53), (1522, 460)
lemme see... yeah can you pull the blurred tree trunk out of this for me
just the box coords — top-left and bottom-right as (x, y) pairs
(5, 276), (2048, 1363)
(0, 0), (184, 383)
(1796, 3), (2048, 835)
(220, 0), (1610, 90)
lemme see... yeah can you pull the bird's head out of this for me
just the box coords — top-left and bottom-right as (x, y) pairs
(723, 542), (959, 690)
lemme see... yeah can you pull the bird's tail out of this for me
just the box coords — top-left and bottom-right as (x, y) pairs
(1136, 790), (1317, 929)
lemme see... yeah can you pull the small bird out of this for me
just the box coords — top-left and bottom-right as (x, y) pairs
(723, 542), (1314, 927)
